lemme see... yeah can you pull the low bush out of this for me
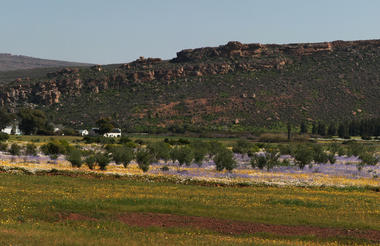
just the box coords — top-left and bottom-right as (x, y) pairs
(0, 142), (7, 151)
(312, 144), (329, 164)
(148, 141), (171, 162)
(111, 146), (134, 168)
(9, 143), (21, 156)
(95, 153), (110, 171)
(250, 150), (280, 170)
(136, 149), (153, 172)
(190, 141), (209, 166)
(232, 139), (257, 154)
(40, 141), (66, 156)
(66, 148), (82, 168)
(25, 143), (37, 156)
(0, 132), (9, 142)
(83, 136), (116, 144)
(214, 148), (236, 172)
(170, 146), (194, 168)
(84, 155), (96, 170)
(294, 144), (314, 169)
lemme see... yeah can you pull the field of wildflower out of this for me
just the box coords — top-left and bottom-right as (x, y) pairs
(0, 136), (379, 245)
(1, 151), (379, 188)
(0, 172), (379, 245)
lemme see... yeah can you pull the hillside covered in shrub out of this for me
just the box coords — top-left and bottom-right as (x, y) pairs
(1, 39), (380, 132)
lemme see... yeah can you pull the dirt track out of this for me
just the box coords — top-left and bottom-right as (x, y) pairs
(116, 212), (380, 242)
(60, 212), (380, 242)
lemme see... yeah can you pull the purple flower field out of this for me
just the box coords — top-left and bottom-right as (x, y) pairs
(1, 152), (379, 181)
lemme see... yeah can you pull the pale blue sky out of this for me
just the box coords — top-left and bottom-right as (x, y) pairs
(1, 0), (379, 64)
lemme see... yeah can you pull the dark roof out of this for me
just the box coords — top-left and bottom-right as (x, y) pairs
(109, 128), (121, 133)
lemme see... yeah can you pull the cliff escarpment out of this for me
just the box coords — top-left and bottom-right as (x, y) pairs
(1, 39), (380, 131)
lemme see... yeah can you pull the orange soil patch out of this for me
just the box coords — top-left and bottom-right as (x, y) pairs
(118, 212), (380, 242)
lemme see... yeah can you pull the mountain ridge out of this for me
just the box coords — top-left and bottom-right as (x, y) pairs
(1, 39), (380, 132)
(0, 53), (92, 72)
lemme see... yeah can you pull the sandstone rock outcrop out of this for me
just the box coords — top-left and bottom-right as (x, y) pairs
(1, 39), (380, 107)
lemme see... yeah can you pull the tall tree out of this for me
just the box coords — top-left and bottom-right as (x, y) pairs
(18, 109), (48, 135)
(96, 117), (114, 135)
(300, 122), (307, 134)
(0, 110), (11, 130)
(214, 148), (236, 172)
(317, 122), (326, 136)
(311, 123), (317, 135)
(327, 123), (337, 136)
(338, 123), (348, 138)
(287, 122), (291, 141)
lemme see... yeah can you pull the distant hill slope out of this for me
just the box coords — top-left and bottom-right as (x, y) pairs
(1, 40), (380, 132)
(0, 53), (92, 72)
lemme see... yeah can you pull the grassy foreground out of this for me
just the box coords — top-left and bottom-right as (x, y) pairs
(0, 173), (379, 245)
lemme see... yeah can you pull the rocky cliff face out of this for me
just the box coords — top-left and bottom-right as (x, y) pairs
(1, 39), (380, 128)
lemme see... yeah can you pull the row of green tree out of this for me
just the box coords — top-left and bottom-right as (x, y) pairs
(300, 118), (380, 139)
(3, 137), (377, 173)
(70, 141), (237, 172)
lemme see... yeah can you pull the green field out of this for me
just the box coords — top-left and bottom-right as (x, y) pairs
(0, 173), (379, 245)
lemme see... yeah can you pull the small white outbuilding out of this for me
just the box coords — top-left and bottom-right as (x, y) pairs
(78, 129), (89, 136)
(104, 128), (122, 138)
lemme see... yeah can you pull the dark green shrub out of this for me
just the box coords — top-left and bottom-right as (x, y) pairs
(111, 146), (134, 168)
(190, 141), (209, 166)
(118, 136), (132, 144)
(18, 109), (50, 135)
(213, 148), (236, 172)
(66, 149), (82, 168)
(85, 155), (96, 170)
(95, 153), (110, 171)
(346, 142), (365, 157)
(177, 138), (190, 145)
(0, 132), (9, 142)
(327, 153), (336, 164)
(83, 136), (115, 144)
(40, 142), (66, 156)
(136, 149), (153, 172)
(359, 152), (379, 166)
(294, 145), (314, 169)
(281, 158), (291, 166)
(250, 150), (280, 170)
(250, 155), (267, 169)
(164, 138), (190, 146)
(207, 141), (224, 157)
(232, 139), (254, 154)
(9, 143), (21, 156)
(172, 146), (193, 168)
(312, 144), (328, 164)
(0, 110), (11, 131)
(327, 142), (345, 156)
(25, 143), (37, 156)
(0, 142), (7, 151)
(279, 144), (296, 156)
(124, 141), (137, 148)
(147, 142), (170, 162)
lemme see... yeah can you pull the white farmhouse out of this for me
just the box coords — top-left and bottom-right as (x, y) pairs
(1, 126), (12, 134)
(104, 128), (122, 138)
(1, 124), (21, 135)
(78, 129), (89, 136)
